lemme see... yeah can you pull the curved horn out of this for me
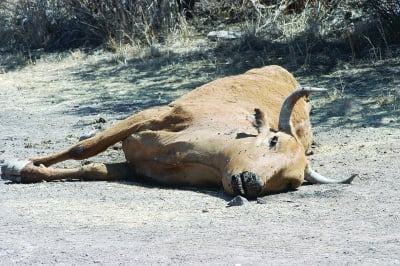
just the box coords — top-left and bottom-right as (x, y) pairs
(305, 166), (357, 184)
(278, 87), (327, 136)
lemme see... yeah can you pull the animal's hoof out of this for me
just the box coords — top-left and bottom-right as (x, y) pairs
(231, 171), (264, 199)
(1, 159), (31, 183)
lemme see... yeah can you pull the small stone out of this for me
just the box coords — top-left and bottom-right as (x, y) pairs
(227, 195), (248, 207)
(207, 31), (241, 41)
(79, 130), (98, 141)
(256, 197), (267, 204)
(96, 117), (107, 123)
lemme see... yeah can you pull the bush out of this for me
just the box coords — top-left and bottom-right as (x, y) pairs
(363, 0), (400, 42)
(0, 0), (399, 56)
(0, 0), (184, 51)
(68, 0), (184, 47)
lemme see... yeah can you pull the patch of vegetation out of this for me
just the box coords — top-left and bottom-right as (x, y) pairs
(0, 0), (399, 71)
(363, 0), (400, 43)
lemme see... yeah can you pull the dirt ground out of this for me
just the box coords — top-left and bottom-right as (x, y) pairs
(1, 48), (400, 265)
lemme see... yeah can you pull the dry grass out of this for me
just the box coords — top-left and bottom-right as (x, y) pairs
(0, 0), (399, 78)
(0, 0), (398, 52)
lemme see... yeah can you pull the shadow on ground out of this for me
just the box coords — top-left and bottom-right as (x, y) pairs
(305, 57), (400, 129)
(60, 43), (399, 131)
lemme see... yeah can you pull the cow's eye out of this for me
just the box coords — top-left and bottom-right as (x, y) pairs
(269, 136), (279, 148)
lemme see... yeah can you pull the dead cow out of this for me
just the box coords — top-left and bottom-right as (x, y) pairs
(1, 65), (356, 199)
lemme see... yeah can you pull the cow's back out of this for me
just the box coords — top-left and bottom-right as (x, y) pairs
(172, 65), (313, 151)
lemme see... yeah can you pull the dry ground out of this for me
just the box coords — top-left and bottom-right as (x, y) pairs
(1, 47), (400, 265)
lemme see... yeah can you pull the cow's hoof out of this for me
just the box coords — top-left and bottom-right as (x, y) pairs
(231, 171), (264, 199)
(1, 159), (31, 183)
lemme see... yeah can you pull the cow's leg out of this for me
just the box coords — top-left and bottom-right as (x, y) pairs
(2, 161), (132, 183)
(3, 105), (190, 183)
(2, 115), (143, 182)
(30, 117), (148, 167)
(30, 107), (174, 167)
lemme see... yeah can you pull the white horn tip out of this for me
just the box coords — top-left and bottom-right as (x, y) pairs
(301, 86), (327, 93)
(341, 174), (358, 184)
(305, 166), (358, 184)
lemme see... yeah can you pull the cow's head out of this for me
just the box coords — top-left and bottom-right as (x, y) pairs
(222, 87), (356, 199)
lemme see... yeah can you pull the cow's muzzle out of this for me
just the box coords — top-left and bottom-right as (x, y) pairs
(231, 171), (264, 199)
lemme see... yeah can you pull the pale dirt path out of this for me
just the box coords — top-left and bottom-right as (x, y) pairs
(0, 52), (399, 265)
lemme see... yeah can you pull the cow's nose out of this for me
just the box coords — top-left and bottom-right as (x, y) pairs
(231, 171), (264, 199)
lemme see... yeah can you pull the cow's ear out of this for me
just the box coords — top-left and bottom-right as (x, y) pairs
(252, 108), (266, 133)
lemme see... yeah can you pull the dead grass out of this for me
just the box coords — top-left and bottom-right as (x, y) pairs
(0, 0), (397, 59)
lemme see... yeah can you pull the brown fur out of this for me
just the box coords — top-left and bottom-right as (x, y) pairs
(21, 65), (315, 197)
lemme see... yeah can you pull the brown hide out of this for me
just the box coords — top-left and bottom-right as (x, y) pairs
(121, 65), (312, 196)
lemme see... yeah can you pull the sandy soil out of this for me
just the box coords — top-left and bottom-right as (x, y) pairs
(1, 49), (399, 265)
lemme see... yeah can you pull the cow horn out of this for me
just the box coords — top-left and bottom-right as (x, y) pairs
(278, 87), (326, 136)
(305, 166), (357, 184)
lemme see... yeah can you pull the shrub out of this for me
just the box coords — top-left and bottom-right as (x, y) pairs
(68, 0), (184, 47)
(0, 0), (399, 57)
(0, 0), (184, 51)
(362, 0), (400, 42)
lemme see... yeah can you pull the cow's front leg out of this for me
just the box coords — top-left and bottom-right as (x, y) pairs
(1, 161), (132, 183)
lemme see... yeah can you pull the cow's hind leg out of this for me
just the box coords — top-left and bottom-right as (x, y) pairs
(29, 122), (137, 167)
(29, 106), (173, 167)
(2, 105), (184, 183)
(1, 124), (136, 182)
(1, 161), (132, 183)
(1, 112), (155, 182)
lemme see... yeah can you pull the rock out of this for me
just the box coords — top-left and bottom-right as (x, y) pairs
(96, 117), (107, 123)
(79, 130), (98, 141)
(207, 31), (241, 41)
(256, 197), (267, 204)
(227, 195), (249, 207)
